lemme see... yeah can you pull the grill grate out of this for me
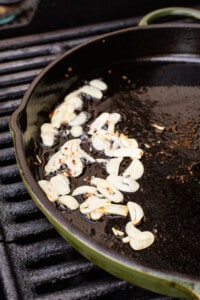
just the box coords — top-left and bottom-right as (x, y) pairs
(0, 18), (173, 300)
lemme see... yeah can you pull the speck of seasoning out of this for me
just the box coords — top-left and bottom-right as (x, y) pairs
(67, 66), (73, 72)
(49, 110), (55, 118)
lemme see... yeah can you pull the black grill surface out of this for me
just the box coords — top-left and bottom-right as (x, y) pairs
(0, 18), (174, 300)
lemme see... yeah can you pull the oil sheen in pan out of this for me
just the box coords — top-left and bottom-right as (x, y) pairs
(34, 59), (200, 278)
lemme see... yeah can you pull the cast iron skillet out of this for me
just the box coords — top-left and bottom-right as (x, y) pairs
(10, 7), (200, 299)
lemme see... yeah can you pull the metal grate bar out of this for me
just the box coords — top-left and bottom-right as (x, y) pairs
(30, 260), (94, 286)
(6, 200), (41, 227)
(0, 147), (16, 166)
(0, 116), (10, 130)
(0, 45), (60, 63)
(0, 243), (19, 300)
(34, 280), (140, 300)
(0, 181), (29, 201)
(0, 132), (13, 148)
(0, 69), (41, 88)
(0, 17), (138, 51)
(0, 164), (20, 184)
(2, 219), (53, 242)
(0, 100), (21, 116)
(24, 238), (75, 267)
(0, 55), (56, 76)
(0, 38), (89, 64)
(0, 83), (30, 101)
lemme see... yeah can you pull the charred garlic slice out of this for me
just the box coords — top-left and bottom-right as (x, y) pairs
(44, 138), (95, 176)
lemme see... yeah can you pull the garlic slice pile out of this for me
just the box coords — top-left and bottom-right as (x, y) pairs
(40, 79), (107, 147)
(38, 78), (155, 251)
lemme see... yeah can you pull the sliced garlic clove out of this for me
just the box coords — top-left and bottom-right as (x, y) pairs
(50, 174), (70, 196)
(107, 113), (121, 133)
(106, 157), (123, 175)
(129, 231), (155, 251)
(88, 112), (110, 134)
(112, 227), (125, 237)
(125, 221), (141, 237)
(60, 139), (81, 156)
(107, 175), (139, 193)
(40, 133), (55, 147)
(58, 195), (79, 210)
(79, 149), (95, 163)
(40, 123), (58, 147)
(109, 112), (121, 123)
(45, 151), (65, 174)
(70, 125), (83, 137)
(66, 156), (83, 177)
(112, 147), (143, 159)
(152, 123), (165, 132)
(69, 111), (89, 126)
(64, 89), (82, 101)
(90, 177), (102, 186)
(91, 134), (107, 151)
(51, 103), (76, 128)
(64, 95), (83, 110)
(122, 236), (130, 243)
(89, 79), (108, 91)
(80, 85), (103, 100)
(91, 177), (123, 203)
(90, 210), (104, 221)
(99, 203), (128, 217)
(123, 159), (144, 180)
(40, 123), (57, 134)
(119, 134), (138, 148)
(80, 196), (110, 214)
(72, 185), (97, 196)
(96, 158), (108, 164)
(38, 180), (58, 202)
(127, 201), (144, 225)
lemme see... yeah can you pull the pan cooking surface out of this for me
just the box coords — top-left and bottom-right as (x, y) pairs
(34, 59), (200, 278)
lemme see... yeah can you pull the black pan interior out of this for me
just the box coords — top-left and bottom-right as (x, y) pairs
(19, 26), (200, 279)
